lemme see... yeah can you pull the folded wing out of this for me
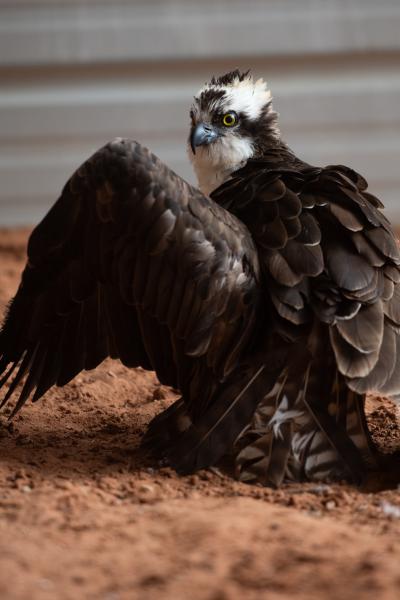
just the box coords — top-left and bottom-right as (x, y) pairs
(212, 161), (400, 400)
(212, 160), (399, 483)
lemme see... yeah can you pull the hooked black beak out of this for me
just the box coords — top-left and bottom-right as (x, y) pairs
(190, 123), (219, 154)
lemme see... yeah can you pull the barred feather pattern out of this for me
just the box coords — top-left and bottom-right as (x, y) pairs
(235, 366), (378, 486)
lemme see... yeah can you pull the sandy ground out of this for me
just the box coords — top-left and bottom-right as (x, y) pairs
(0, 228), (399, 600)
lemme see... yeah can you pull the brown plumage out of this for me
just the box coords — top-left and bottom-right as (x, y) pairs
(1, 70), (399, 486)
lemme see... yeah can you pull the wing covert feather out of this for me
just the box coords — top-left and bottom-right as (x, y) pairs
(212, 160), (400, 400)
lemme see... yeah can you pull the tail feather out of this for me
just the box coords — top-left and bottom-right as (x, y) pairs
(235, 362), (377, 485)
(302, 365), (369, 483)
(236, 424), (292, 487)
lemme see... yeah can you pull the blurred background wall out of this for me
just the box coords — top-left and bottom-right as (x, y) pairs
(1, 0), (399, 225)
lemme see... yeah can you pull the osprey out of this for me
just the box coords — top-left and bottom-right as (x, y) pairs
(0, 70), (399, 486)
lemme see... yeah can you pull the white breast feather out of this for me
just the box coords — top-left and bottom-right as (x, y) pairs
(189, 134), (254, 197)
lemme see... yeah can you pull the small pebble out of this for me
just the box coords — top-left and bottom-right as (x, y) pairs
(138, 484), (154, 494)
(309, 485), (333, 496)
(188, 475), (200, 486)
(380, 501), (400, 519)
(152, 387), (165, 401)
(37, 578), (53, 590)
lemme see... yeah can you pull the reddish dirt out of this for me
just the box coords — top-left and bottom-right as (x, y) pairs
(0, 228), (399, 600)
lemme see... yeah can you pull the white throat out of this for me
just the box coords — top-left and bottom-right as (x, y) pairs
(189, 135), (254, 196)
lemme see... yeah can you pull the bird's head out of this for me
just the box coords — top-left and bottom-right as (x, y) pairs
(188, 69), (279, 196)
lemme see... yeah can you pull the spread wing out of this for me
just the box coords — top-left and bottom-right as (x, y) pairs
(0, 138), (262, 421)
(212, 162), (400, 400)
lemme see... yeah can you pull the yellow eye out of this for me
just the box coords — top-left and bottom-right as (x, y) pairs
(222, 112), (238, 127)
